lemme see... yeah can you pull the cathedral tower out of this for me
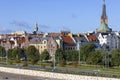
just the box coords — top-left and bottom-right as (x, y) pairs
(101, 0), (108, 25)
(96, 0), (112, 33)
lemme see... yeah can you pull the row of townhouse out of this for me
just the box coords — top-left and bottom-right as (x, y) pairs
(0, 34), (25, 50)
(0, 31), (99, 58)
(1, 30), (120, 57)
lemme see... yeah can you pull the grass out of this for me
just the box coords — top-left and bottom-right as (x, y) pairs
(1, 60), (120, 78)
(57, 64), (120, 75)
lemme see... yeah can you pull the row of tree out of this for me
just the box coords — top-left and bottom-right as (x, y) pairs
(80, 43), (120, 67)
(55, 43), (120, 67)
(0, 44), (120, 67)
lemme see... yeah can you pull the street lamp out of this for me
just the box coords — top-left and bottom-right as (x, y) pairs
(52, 47), (56, 71)
(78, 41), (81, 65)
(105, 46), (109, 69)
(39, 45), (42, 68)
(6, 48), (8, 65)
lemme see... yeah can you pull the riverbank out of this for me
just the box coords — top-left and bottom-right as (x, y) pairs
(0, 67), (120, 80)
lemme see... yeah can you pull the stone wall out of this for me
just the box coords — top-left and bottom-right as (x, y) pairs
(0, 67), (120, 80)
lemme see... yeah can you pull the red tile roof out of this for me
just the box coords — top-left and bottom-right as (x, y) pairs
(61, 36), (75, 45)
(17, 39), (25, 44)
(87, 35), (98, 42)
(48, 33), (61, 37)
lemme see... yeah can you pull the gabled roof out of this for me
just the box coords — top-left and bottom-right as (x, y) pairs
(48, 33), (61, 37)
(97, 23), (111, 32)
(29, 38), (41, 44)
(61, 36), (75, 45)
(87, 35), (98, 42)
(17, 39), (25, 44)
(73, 34), (88, 42)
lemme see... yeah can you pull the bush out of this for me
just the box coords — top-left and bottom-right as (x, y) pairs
(72, 61), (78, 68)
(15, 59), (21, 63)
(41, 63), (46, 68)
(67, 62), (72, 65)
(22, 61), (28, 67)
(60, 59), (66, 67)
(8, 60), (13, 65)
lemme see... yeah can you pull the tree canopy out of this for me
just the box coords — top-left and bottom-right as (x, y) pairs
(26, 46), (40, 65)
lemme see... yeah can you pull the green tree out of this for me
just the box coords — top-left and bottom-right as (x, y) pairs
(0, 46), (6, 60)
(18, 48), (26, 59)
(41, 49), (50, 61)
(80, 43), (96, 62)
(7, 49), (13, 59)
(110, 49), (120, 67)
(65, 50), (72, 62)
(72, 50), (79, 61)
(12, 48), (19, 59)
(55, 48), (68, 66)
(87, 50), (103, 65)
(55, 48), (64, 63)
(26, 46), (40, 65)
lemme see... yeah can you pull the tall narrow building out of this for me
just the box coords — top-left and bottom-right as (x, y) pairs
(96, 0), (112, 33)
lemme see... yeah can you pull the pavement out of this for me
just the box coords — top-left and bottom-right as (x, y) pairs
(0, 71), (60, 80)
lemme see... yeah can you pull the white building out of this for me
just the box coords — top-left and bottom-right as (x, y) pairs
(97, 32), (120, 50)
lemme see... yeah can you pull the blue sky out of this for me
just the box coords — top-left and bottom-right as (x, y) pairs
(0, 0), (120, 34)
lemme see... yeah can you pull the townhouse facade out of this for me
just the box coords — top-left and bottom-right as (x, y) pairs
(97, 32), (120, 50)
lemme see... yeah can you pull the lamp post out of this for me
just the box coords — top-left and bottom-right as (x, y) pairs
(53, 54), (55, 70)
(78, 41), (81, 65)
(6, 48), (8, 65)
(104, 45), (109, 69)
(52, 47), (56, 71)
(39, 45), (42, 68)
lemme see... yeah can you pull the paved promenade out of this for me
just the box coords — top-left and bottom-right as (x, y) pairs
(0, 72), (60, 80)
(0, 67), (120, 80)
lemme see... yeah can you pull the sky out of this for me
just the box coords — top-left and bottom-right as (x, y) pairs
(0, 0), (120, 34)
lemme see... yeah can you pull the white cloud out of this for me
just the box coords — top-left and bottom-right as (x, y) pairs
(10, 20), (31, 28)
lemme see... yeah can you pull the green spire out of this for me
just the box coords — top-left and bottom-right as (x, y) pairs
(97, 23), (111, 32)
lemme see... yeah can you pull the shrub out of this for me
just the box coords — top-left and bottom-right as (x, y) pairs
(22, 61), (28, 67)
(72, 61), (78, 68)
(60, 59), (66, 67)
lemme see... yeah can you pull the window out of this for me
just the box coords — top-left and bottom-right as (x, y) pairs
(44, 41), (46, 44)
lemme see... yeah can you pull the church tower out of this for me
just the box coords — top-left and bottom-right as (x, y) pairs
(101, 0), (108, 25)
(96, 0), (112, 33)
(33, 22), (38, 35)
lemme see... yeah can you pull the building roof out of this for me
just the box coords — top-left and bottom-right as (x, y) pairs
(87, 35), (98, 42)
(17, 39), (25, 44)
(29, 38), (41, 44)
(73, 34), (87, 42)
(61, 36), (75, 45)
(48, 33), (61, 37)
(97, 23), (111, 32)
